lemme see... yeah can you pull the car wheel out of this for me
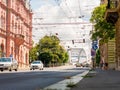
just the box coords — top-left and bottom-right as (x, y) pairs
(15, 68), (18, 71)
(1, 69), (3, 72)
(9, 69), (12, 71)
(30, 68), (32, 70)
(9, 67), (12, 71)
(39, 67), (43, 70)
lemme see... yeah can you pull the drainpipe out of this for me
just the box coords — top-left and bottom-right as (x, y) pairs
(6, 0), (11, 57)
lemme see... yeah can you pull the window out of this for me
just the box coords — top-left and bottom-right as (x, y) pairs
(1, 16), (4, 29)
(1, 0), (7, 5)
(0, 17), (1, 28)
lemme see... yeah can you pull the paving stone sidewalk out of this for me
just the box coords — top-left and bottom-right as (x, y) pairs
(71, 68), (120, 90)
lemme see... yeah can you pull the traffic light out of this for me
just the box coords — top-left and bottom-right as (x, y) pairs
(72, 40), (74, 44)
(55, 33), (58, 35)
(83, 39), (85, 43)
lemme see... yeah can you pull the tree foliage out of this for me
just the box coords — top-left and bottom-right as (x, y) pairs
(96, 49), (101, 66)
(37, 35), (69, 66)
(90, 5), (115, 43)
(29, 44), (38, 63)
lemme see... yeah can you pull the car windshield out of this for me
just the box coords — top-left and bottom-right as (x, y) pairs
(0, 58), (11, 62)
(32, 61), (41, 64)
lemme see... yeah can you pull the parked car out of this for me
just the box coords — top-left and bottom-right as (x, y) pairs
(75, 63), (83, 67)
(30, 60), (44, 70)
(84, 63), (90, 67)
(0, 57), (18, 72)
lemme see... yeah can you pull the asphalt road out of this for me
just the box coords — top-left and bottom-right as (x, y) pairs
(0, 67), (88, 90)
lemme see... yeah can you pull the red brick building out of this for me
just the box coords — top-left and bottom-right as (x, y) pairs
(0, 0), (32, 69)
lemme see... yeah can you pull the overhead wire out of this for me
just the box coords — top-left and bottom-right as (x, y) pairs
(54, 0), (80, 43)
(33, 0), (84, 25)
(63, 0), (74, 17)
(62, 0), (79, 42)
(32, 0), (92, 43)
(75, 0), (83, 39)
(63, 0), (84, 41)
(33, 0), (72, 33)
(77, 0), (84, 18)
(54, 0), (70, 19)
(32, 22), (90, 25)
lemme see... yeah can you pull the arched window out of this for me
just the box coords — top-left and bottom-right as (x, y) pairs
(0, 16), (1, 28)
(26, 53), (28, 64)
(12, 20), (14, 30)
(1, 15), (4, 29)
(1, 43), (5, 57)
(11, 46), (13, 55)
(1, 43), (4, 53)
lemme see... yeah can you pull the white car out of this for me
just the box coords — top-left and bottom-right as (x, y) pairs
(30, 60), (44, 70)
(0, 57), (18, 72)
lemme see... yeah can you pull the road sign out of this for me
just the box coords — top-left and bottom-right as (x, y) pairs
(92, 45), (98, 50)
(92, 40), (98, 50)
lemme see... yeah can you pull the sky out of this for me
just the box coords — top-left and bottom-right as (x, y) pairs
(30, 0), (100, 44)
(31, 0), (100, 20)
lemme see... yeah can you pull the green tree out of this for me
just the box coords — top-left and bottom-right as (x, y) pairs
(96, 49), (101, 66)
(90, 4), (115, 43)
(38, 52), (52, 66)
(29, 44), (38, 63)
(37, 35), (69, 66)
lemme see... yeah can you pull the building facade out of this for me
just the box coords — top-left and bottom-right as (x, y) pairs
(93, 0), (117, 70)
(104, 0), (120, 70)
(0, 0), (32, 69)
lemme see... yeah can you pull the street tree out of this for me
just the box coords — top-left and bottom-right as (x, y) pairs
(37, 35), (69, 66)
(90, 4), (115, 43)
(90, 4), (115, 66)
(96, 49), (101, 66)
(29, 44), (38, 63)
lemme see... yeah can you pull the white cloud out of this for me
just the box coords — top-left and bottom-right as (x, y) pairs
(32, 0), (100, 44)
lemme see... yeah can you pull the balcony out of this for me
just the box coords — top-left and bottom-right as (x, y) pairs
(15, 34), (25, 46)
(105, 0), (119, 24)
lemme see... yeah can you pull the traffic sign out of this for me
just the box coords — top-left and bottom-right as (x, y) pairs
(92, 40), (98, 50)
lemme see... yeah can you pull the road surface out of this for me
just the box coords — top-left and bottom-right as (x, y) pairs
(0, 66), (89, 90)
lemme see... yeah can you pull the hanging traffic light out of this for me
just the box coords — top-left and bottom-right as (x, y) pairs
(83, 39), (85, 43)
(72, 40), (74, 44)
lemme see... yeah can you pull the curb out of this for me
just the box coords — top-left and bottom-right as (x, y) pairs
(43, 70), (89, 90)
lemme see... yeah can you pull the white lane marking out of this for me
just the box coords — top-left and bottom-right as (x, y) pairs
(44, 70), (89, 90)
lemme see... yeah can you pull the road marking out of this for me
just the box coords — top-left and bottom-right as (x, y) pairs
(44, 70), (89, 90)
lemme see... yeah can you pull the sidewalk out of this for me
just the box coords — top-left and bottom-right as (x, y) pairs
(18, 64), (76, 71)
(45, 64), (76, 70)
(71, 68), (120, 90)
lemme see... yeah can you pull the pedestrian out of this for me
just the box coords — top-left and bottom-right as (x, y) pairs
(104, 62), (108, 70)
(100, 60), (103, 69)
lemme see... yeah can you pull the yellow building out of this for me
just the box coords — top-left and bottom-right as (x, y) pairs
(105, 0), (120, 70)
